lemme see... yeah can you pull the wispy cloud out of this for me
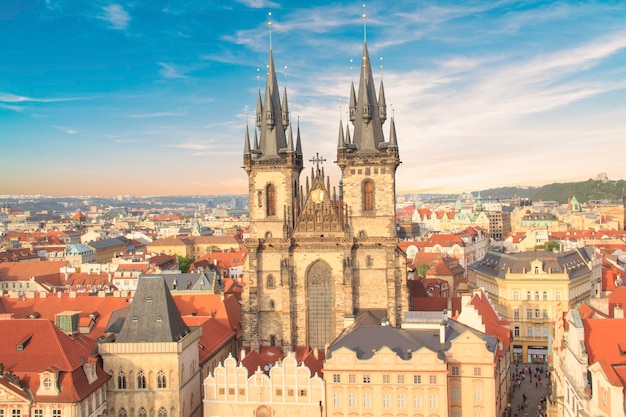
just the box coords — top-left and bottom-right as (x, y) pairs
(157, 62), (187, 79)
(55, 126), (78, 135)
(163, 142), (211, 151)
(0, 103), (26, 112)
(129, 111), (187, 118)
(235, 0), (280, 8)
(0, 92), (82, 103)
(100, 4), (130, 30)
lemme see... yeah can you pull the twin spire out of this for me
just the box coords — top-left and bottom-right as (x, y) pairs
(341, 41), (396, 154)
(244, 49), (301, 161)
(245, 13), (398, 161)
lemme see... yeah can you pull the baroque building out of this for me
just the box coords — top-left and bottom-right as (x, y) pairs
(241, 35), (408, 351)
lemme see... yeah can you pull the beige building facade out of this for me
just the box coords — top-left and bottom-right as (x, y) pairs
(324, 314), (502, 417)
(203, 352), (324, 417)
(99, 276), (203, 417)
(468, 248), (600, 363)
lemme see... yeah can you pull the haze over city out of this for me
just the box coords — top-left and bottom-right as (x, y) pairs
(2, 0), (626, 197)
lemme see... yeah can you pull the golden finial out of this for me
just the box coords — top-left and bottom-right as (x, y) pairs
(379, 56), (384, 80)
(256, 67), (260, 89)
(349, 58), (354, 82)
(362, 4), (367, 43)
(283, 65), (288, 86)
(268, 12), (273, 50)
(339, 98), (343, 121)
(244, 105), (249, 123)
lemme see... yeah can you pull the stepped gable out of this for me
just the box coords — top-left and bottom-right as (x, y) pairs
(116, 275), (190, 343)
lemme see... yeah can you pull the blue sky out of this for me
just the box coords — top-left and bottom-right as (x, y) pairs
(1, 0), (625, 197)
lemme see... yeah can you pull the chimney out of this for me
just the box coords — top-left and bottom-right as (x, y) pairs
(615, 304), (624, 319)
(439, 320), (446, 344)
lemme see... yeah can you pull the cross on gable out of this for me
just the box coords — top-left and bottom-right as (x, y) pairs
(309, 152), (327, 170)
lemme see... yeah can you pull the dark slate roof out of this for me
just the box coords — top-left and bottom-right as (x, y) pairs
(327, 318), (498, 362)
(116, 275), (190, 343)
(158, 271), (220, 293)
(87, 237), (128, 250)
(469, 248), (594, 280)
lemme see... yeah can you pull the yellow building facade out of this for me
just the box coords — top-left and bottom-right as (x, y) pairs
(468, 248), (600, 363)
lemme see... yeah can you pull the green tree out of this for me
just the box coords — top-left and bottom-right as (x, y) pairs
(177, 256), (194, 273)
(544, 240), (560, 252)
(416, 263), (430, 278)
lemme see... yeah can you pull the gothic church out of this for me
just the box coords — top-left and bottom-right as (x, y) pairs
(242, 33), (407, 352)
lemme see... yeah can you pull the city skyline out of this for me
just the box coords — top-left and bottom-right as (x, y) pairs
(2, 1), (626, 197)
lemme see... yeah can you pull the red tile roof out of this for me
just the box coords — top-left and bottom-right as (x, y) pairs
(467, 289), (511, 350)
(0, 319), (109, 403)
(0, 261), (69, 282)
(0, 293), (131, 338)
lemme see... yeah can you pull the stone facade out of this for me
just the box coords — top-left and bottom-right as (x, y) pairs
(241, 40), (407, 352)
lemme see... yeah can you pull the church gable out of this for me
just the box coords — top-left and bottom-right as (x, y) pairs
(294, 158), (345, 236)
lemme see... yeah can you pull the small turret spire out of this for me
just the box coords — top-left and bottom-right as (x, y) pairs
(346, 124), (352, 144)
(254, 129), (259, 151)
(244, 121), (251, 155)
(378, 80), (387, 124)
(282, 86), (289, 129)
(337, 119), (346, 149)
(256, 89), (263, 128)
(287, 123), (294, 152)
(349, 82), (357, 123)
(388, 116), (397, 148)
(296, 117), (303, 156)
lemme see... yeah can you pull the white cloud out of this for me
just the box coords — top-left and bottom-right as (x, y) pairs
(129, 111), (187, 118)
(55, 126), (78, 134)
(101, 4), (130, 30)
(235, 0), (280, 9)
(0, 92), (81, 103)
(157, 62), (187, 79)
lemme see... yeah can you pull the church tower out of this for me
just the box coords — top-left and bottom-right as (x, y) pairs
(242, 22), (407, 353)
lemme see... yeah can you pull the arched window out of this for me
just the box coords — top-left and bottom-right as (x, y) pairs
(118, 409), (127, 417)
(269, 300), (275, 309)
(158, 408), (167, 417)
(138, 408), (147, 417)
(363, 181), (374, 211)
(266, 184), (276, 216)
(137, 371), (146, 389)
(117, 371), (127, 389)
(267, 274), (275, 289)
(157, 371), (167, 389)
(535, 291), (539, 301)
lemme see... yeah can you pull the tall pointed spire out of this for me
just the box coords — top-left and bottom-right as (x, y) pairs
(345, 123), (352, 144)
(351, 41), (385, 152)
(254, 129), (259, 151)
(257, 48), (288, 158)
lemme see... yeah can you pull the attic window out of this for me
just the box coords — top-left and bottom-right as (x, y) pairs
(44, 377), (52, 388)
(157, 316), (163, 322)
(132, 316), (138, 322)
(146, 297), (153, 303)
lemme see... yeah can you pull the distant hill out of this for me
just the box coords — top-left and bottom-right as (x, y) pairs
(481, 179), (626, 204)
